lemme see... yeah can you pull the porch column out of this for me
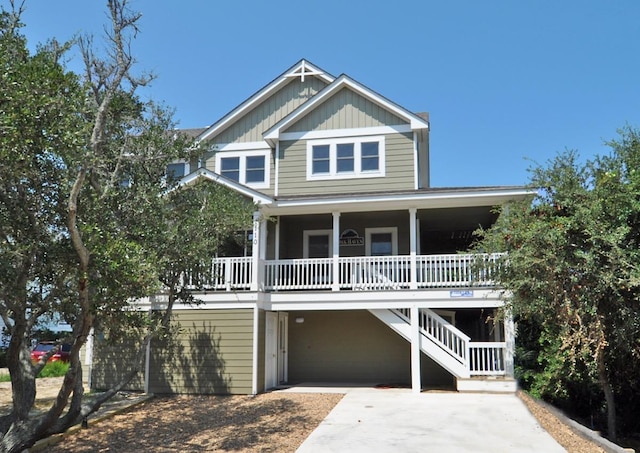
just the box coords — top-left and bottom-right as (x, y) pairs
(410, 305), (421, 393)
(274, 216), (280, 260)
(504, 309), (515, 377)
(332, 212), (340, 291)
(409, 208), (418, 290)
(250, 211), (261, 291)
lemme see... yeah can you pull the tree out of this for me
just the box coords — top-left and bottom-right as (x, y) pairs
(476, 129), (640, 441)
(0, 1), (253, 451)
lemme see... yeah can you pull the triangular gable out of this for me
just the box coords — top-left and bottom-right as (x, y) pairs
(177, 168), (273, 205)
(197, 60), (335, 144)
(263, 75), (430, 146)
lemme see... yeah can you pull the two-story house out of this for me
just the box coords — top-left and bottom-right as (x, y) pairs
(89, 60), (533, 395)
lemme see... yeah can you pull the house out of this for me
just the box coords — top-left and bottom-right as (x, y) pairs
(88, 60), (534, 395)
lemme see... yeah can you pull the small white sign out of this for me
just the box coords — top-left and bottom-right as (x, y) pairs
(450, 290), (474, 298)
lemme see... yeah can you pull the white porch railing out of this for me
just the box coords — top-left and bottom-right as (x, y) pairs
(396, 308), (469, 366)
(416, 253), (502, 288)
(394, 308), (507, 376)
(469, 342), (507, 375)
(182, 257), (253, 290)
(184, 253), (504, 292)
(264, 258), (333, 290)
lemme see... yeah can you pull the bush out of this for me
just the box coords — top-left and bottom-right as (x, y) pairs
(0, 373), (9, 383)
(38, 361), (70, 378)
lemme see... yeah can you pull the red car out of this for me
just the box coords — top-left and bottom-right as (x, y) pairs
(30, 342), (71, 363)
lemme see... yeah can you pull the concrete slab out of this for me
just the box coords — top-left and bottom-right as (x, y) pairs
(295, 389), (566, 453)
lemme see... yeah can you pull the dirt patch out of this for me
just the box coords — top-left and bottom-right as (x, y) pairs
(519, 390), (608, 453)
(46, 393), (343, 452)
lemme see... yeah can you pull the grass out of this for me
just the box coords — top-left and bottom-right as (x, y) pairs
(0, 361), (70, 382)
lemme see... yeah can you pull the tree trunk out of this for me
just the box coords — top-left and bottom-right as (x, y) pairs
(596, 346), (616, 442)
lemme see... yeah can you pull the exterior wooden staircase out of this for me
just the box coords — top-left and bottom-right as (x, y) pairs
(368, 308), (516, 393)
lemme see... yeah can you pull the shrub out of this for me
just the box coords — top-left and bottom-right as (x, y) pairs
(0, 373), (9, 383)
(38, 361), (70, 378)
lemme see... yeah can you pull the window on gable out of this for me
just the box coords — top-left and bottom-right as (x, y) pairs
(166, 162), (189, 182)
(307, 136), (385, 180)
(220, 157), (240, 182)
(311, 145), (330, 174)
(336, 143), (354, 173)
(245, 155), (266, 183)
(361, 142), (379, 172)
(215, 150), (270, 188)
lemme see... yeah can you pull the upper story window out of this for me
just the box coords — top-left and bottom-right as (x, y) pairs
(165, 161), (190, 183)
(215, 150), (270, 189)
(307, 136), (385, 180)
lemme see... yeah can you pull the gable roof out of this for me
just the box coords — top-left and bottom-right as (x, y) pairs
(177, 168), (273, 205)
(263, 74), (430, 146)
(196, 60), (335, 144)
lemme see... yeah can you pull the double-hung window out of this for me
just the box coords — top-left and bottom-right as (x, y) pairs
(216, 150), (270, 188)
(307, 136), (384, 180)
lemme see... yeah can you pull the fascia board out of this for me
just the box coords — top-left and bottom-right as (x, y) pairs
(197, 60), (334, 144)
(262, 188), (536, 216)
(263, 75), (430, 144)
(177, 168), (274, 205)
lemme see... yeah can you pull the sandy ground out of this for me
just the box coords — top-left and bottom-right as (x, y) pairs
(0, 376), (624, 453)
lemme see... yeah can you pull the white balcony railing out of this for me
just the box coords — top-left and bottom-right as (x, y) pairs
(183, 253), (504, 292)
(182, 257), (253, 290)
(469, 342), (507, 375)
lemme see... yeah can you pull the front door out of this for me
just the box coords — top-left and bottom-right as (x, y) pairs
(265, 312), (277, 389)
(277, 312), (288, 384)
(265, 311), (289, 390)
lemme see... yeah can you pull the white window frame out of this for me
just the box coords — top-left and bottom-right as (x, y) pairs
(306, 136), (385, 181)
(365, 227), (398, 256)
(303, 229), (333, 258)
(166, 160), (190, 179)
(215, 149), (270, 189)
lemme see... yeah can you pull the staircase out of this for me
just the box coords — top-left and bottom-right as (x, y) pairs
(369, 308), (515, 392)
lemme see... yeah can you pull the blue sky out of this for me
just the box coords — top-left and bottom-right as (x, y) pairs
(18, 0), (640, 187)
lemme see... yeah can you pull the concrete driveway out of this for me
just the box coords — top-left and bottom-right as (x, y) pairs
(290, 388), (565, 453)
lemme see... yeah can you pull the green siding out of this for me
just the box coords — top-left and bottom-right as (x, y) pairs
(91, 332), (145, 392)
(213, 77), (327, 144)
(284, 87), (408, 132)
(287, 310), (453, 387)
(277, 132), (414, 196)
(149, 309), (254, 395)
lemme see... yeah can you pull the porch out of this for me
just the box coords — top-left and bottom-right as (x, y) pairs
(182, 252), (504, 292)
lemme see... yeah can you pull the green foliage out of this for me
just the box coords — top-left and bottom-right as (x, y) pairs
(0, 373), (9, 383)
(476, 128), (640, 439)
(37, 361), (70, 378)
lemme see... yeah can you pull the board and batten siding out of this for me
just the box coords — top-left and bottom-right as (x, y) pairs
(277, 132), (415, 196)
(149, 309), (255, 395)
(284, 87), (407, 132)
(213, 77), (327, 145)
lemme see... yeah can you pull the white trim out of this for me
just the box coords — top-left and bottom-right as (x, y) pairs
(280, 125), (410, 142)
(365, 227), (398, 256)
(274, 142), (280, 197)
(252, 306), (259, 395)
(216, 150), (271, 189)
(262, 187), (536, 216)
(302, 229), (333, 258)
(215, 141), (271, 152)
(177, 168), (273, 205)
(413, 131), (419, 190)
(410, 306), (421, 393)
(306, 136), (385, 181)
(144, 326), (151, 393)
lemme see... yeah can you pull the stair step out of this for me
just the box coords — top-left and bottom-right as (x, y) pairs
(456, 377), (517, 393)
